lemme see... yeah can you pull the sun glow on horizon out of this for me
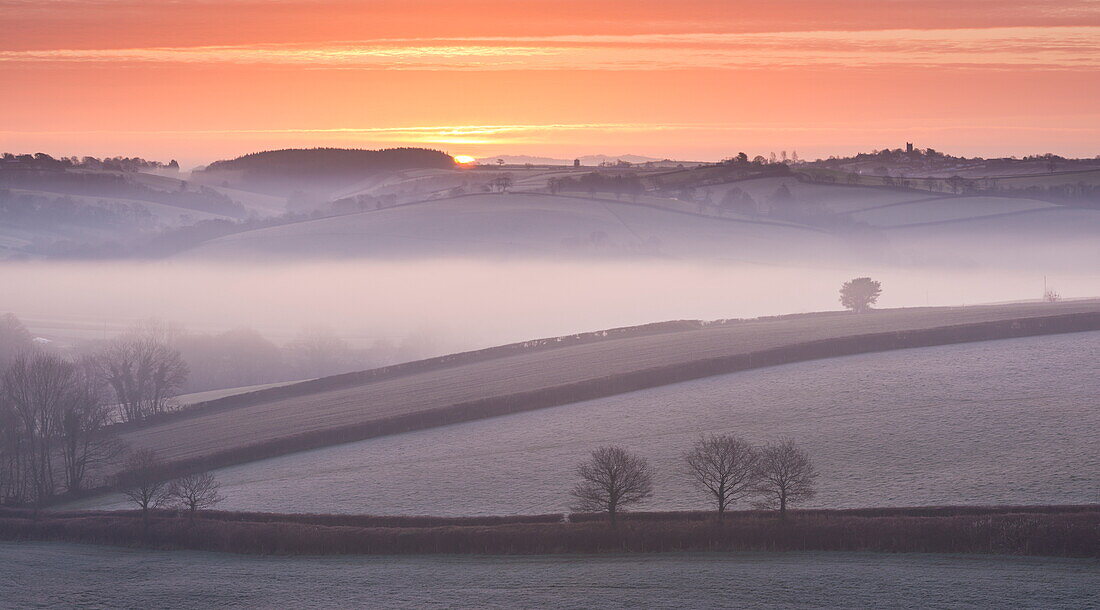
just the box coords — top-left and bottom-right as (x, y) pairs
(453, 155), (477, 164)
(3, 1), (1099, 159)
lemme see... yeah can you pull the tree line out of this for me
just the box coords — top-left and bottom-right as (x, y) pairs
(107, 435), (815, 529)
(571, 435), (818, 525)
(0, 329), (190, 506)
(0, 170), (244, 218)
(117, 449), (223, 526)
(1, 313), (438, 401)
(0, 190), (157, 231)
(1, 152), (178, 173)
(0, 312), (444, 506)
(0, 332), (226, 517)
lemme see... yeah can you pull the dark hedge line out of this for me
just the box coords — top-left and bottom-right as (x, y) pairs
(0, 507), (561, 528)
(568, 505), (1100, 522)
(1, 508), (1097, 557)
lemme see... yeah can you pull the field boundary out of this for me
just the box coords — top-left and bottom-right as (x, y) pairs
(2, 506), (1097, 557)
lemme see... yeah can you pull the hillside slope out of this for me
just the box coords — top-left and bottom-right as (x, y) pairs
(114, 300), (1100, 476)
(180, 192), (850, 261)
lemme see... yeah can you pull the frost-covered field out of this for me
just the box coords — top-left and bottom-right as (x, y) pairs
(80, 331), (1100, 515)
(92, 301), (1100, 475)
(4, 543), (1097, 609)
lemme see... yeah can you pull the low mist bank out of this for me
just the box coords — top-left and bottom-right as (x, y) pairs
(5, 259), (1098, 358)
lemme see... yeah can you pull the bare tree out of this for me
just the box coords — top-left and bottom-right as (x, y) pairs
(753, 438), (818, 519)
(0, 384), (29, 504)
(570, 446), (653, 526)
(96, 334), (188, 423)
(683, 434), (759, 518)
(2, 353), (70, 508)
(839, 277), (882, 313)
(0, 313), (33, 370)
(169, 472), (224, 522)
(57, 361), (124, 493)
(492, 173), (513, 193)
(118, 448), (171, 527)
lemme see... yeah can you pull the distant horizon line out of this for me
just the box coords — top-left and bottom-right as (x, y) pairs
(5, 145), (1099, 169)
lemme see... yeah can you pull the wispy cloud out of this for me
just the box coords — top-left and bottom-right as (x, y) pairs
(3, 27), (1097, 70)
(7, 121), (1100, 146)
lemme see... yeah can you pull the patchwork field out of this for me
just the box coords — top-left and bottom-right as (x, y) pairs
(3, 188), (234, 224)
(79, 331), (1100, 516)
(697, 176), (934, 214)
(847, 196), (1058, 228)
(171, 177), (1100, 265)
(180, 192), (848, 261)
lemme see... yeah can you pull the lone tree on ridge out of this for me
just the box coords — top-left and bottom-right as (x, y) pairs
(839, 277), (882, 313)
(570, 446), (653, 527)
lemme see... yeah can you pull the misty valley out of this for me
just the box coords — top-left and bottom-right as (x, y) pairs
(3, 144), (1100, 609)
(4, 2), (1100, 606)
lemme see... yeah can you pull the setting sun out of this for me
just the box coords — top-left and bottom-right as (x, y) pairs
(453, 155), (477, 164)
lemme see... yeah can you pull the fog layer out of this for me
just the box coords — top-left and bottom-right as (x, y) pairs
(5, 259), (1098, 354)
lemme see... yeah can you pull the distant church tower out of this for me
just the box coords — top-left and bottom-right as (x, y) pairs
(906, 142), (914, 153)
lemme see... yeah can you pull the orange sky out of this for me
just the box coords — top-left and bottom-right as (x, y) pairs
(2, 0), (1099, 165)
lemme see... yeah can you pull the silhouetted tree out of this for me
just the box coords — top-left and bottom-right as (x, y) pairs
(2, 353), (70, 507)
(753, 438), (818, 519)
(118, 448), (171, 527)
(571, 446), (653, 526)
(683, 434), (759, 518)
(95, 331), (189, 423)
(57, 361), (123, 492)
(839, 277), (882, 313)
(0, 313), (32, 370)
(0, 350), (122, 504)
(169, 472), (224, 522)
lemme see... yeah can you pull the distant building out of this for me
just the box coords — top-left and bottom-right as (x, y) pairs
(906, 142), (914, 153)
(573, 159), (581, 167)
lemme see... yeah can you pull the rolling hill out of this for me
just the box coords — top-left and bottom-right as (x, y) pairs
(179, 192), (850, 261)
(195, 148), (457, 196)
(80, 329), (1100, 516)
(174, 182), (1100, 267)
(104, 300), (1100, 482)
